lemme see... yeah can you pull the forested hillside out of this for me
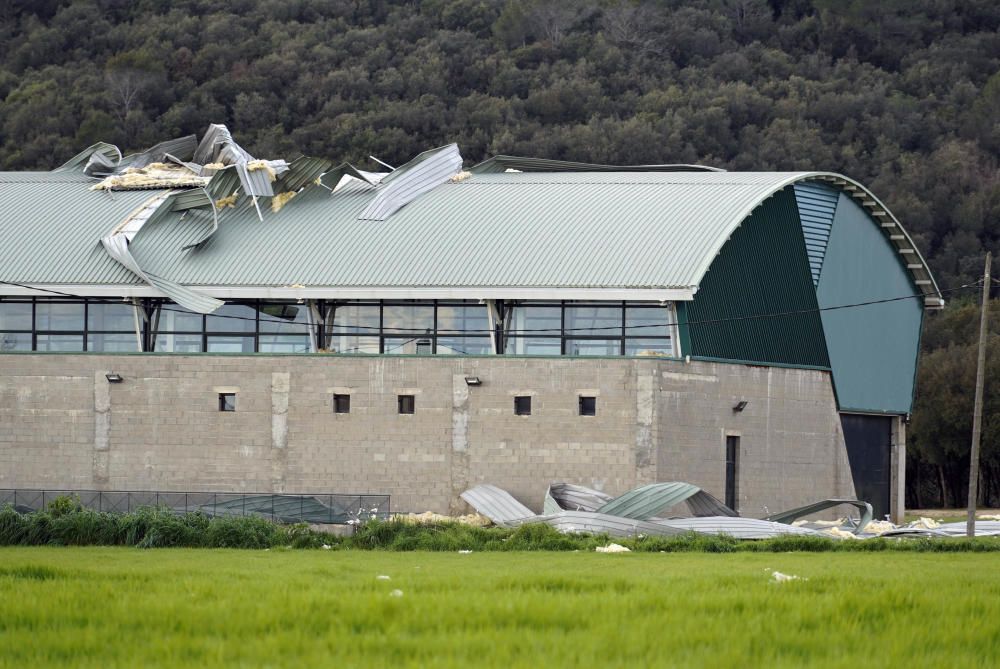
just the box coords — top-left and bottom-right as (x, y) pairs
(2, 0), (1000, 505)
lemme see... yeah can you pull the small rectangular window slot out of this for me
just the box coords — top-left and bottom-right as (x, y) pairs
(579, 396), (597, 416)
(333, 394), (351, 414)
(398, 394), (415, 414)
(514, 396), (532, 416)
(218, 393), (236, 412)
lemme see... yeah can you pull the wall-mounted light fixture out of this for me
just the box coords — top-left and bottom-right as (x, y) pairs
(732, 400), (748, 413)
(464, 376), (482, 386)
(105, 373), (124, 384)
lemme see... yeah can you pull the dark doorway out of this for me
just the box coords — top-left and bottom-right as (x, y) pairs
(841, 414), (892, 519)
(725, 436), (739, 511)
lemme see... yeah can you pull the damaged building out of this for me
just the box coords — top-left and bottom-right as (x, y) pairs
(0, 125), (942, 521)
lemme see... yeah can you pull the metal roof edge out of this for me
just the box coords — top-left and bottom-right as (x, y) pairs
(688, 172), (943, 309)
(0, 283), (696, 302)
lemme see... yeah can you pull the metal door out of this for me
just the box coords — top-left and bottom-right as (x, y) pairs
(840, 414), (892, 519)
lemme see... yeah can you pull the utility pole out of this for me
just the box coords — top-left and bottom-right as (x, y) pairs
(967, 251), (991, 537)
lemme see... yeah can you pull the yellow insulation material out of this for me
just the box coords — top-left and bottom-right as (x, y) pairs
(270, 190), (296, 213)
(449, 170), (473, 183)
(214, 194), (238, 209)
(90, 163), (210, 191)
(247, 159), (277, 181)
(392, 512), (492, 527)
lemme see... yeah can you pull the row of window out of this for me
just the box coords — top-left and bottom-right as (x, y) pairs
(218, 392), (598, 416)
(1, 298), (676, 357)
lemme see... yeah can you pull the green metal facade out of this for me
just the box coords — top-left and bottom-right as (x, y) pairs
(680, 182), (922, 415)
(683, 186), (830, 368)
(816, 194), (923, 414)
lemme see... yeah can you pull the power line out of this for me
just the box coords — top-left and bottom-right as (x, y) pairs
(0, 278), (980, 337)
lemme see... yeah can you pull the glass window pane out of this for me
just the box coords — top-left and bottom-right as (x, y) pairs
(157, 304), (203, 332)
(565, 339), (620, 356)
(625, 338), (673, 357)
(436, 336), (491, 355)
(436, 304), (489, 334)
(35, 302), (85, 331)
(206, 303), (256, 333)
(36, 334), (84, 351)
(206, 335), (255, 352)
(88, 302), (136, 331)
(88, 333), (140, 352)
(504, 337), (561, 355)
(625, 307), (670, 337)
(0, 332), (32, 351)
(329, 304), (380, 334)
(382, 304), (434, 335)
(326, 335), (379, 354)
(0, 301), (32, 330)
(259, 334), (311, 353)
(259, 302), (310, 334)
(508, 305), (560, 336)
(383, 336), (432, 355)
(155, 334), (202, 353)
(565, 306), (622, 336)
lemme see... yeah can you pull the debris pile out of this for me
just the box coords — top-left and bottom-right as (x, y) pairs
(460, 481), (1000, 541)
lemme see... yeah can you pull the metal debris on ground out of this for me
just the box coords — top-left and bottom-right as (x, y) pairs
(461, 482), (1000, 541)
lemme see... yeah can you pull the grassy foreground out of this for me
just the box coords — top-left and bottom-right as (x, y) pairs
(2, 548), (999, 668)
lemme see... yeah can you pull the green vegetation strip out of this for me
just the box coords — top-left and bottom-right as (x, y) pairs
(6, 503), (1000, 552)
(2, 548), (1000, 668)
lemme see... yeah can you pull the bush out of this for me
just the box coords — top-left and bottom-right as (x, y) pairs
(49, 509), (121, 546)
(204, 515), (284, 549)
(45, 494), (83, 518)
(0, 504), (28, 545)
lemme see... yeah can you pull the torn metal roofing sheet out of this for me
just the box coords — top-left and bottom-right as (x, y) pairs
(54, 142), (122, 173)
(545, 483), (614, 513)
(119, 135), (198, 171)
(764, 498), (872, 535)
(459, 485), (535, 527)
(596, 482), (736, 520)
(357, 144), (463, 221)
(658, 516), (825, 539)
(522, 511), (686, 538)
(0, 132), (942, 306)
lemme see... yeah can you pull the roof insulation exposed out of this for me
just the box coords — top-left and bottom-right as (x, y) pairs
(0, 124), (943, 313)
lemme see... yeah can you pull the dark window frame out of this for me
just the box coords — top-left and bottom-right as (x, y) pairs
(514, 395), (532, 416)
(503, 301), (674, 357)
(579, 396), (597, 416)
(333, 393), (351, 414)
(218, 392), (237, 412)
(397, 394), (415, 414)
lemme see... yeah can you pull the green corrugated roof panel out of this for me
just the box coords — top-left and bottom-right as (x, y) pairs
(0, 168), (942, 306)
(129, 172), (821, 290)
(0, 172), (152, 285)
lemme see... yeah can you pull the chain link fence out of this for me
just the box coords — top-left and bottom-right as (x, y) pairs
(0, 489), (390, 525)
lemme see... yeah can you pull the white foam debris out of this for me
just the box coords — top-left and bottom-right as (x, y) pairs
(595, 543), (631, 553)
(389, 589), (404, 597)
(771, 571), (806, 583)
(321, 544), (331, 550)
(458, 550), (473, 554)
(862, 519), (897, 534)
(823, 527), (861, 540)
(376, 575), (391, 580)
(978, 514), (1000, 521)
(910, 517), (941, 530)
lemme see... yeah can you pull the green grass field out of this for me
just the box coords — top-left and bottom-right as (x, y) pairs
(2, 548), (999, 668)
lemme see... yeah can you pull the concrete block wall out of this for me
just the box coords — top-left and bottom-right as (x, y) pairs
(0, 354), (856, 515)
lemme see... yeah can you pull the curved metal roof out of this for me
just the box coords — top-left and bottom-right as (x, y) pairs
(0, 166), (941, 308)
